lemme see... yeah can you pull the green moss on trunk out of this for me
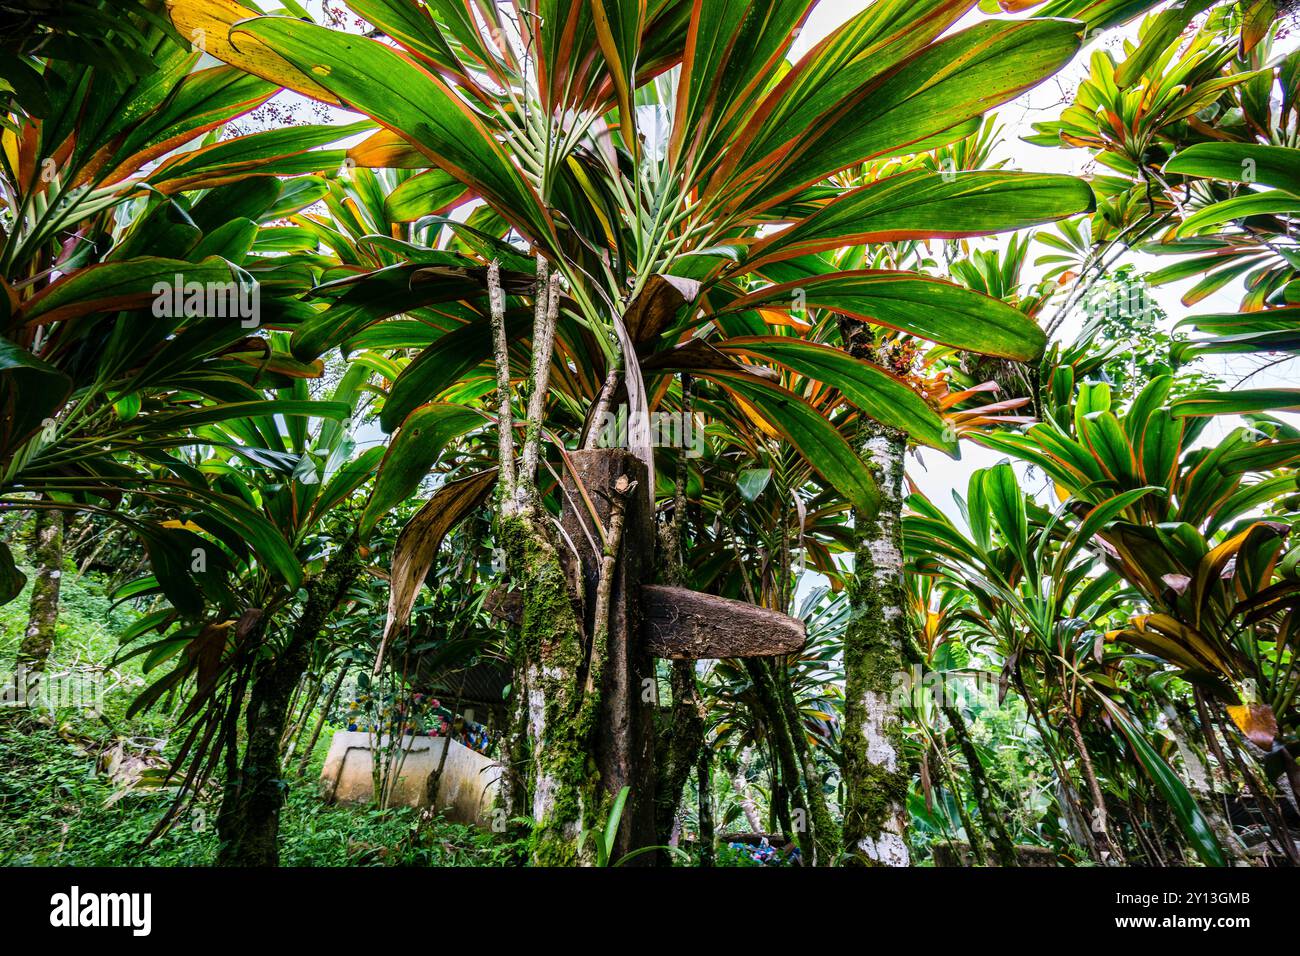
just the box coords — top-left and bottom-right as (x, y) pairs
(498, 514), (601, 865)
(17, 505), (63, 675)
(840, 421), (912, 867)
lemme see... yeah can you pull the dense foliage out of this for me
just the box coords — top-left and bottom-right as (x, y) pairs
(1, 0), (1297, 868)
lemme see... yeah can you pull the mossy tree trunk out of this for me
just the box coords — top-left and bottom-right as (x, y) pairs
(837, 317), (912, 867)
(499, 510), (592, 864)
(742, 657), (838, 864)
(744, 657), (811, 858)
(776, 658), (840, 864)
(697, 746), (714, 866)
(490, 255), (662, 864)
(216, 533), (361, 866)
(840, 416), (912, 866)
(500, 450), (657, 865)
(654, 659), (704, 849)
(17, 504), (63, 680)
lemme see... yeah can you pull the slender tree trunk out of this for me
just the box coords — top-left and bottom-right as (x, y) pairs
(217, 534), (361, 866)
(280, 674), (320, 756)
(295, 666), (346, 777)
(932, 717), (985, 865)
(697, 746), (714, 866)
(744, 657), (817, 861)
(778, 656), (840, 863)
(1065, 708), (1122, 865)
(17, 506), (64, 680)
(727, 756), (763, 833)
(840, 417), (911, 867)
(943, 702), (1017, 866)
(654, 660), (704, 847)
(1056, 777), (1096, 857)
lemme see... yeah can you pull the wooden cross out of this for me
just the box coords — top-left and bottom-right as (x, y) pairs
(492, 448), (806, 859)
(490, 448), (808, 662)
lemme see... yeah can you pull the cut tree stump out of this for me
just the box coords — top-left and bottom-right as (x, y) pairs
(641, 585), (806, 659)
(559, 448), (657, 862)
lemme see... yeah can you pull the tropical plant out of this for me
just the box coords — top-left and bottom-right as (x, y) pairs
(982, 374), (1300, 859)
(162, 0), (1100, 867)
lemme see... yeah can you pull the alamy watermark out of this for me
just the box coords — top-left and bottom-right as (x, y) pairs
(889, 665), (1002, 710)
(594, 403), (704, 458)
(0, 665), (106, 714)
(152, 274), (260, 328)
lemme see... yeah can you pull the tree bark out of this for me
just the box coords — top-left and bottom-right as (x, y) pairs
(502, 450), (655, 865)
(216, 534), (360, 866)
(1065, 707), (1123, 865)
(697, 746), (715, 866)
(17, 505), (63, 680)
(840, 417), (911, 867)
(727, 755), (763, 833)
(653, 659), (704, 848)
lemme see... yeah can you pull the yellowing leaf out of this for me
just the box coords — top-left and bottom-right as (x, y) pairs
(732, 393), (781, 440)
(347, 129), (429, 169)
(161, 520), (206, 533)
(165, 0), (343, 105)
(1226, 703), (1278, 749)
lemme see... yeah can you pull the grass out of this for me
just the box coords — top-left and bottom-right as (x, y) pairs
(0, 708), (523, 866)
(0, 549), (524, 867)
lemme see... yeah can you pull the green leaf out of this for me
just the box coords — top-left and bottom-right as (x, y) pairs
(1099, 698), (1226, 867)
(740, 18), (1084, 209)
(1174, 190), (1300, 238)
(722, 271), (1047, 361)
(739, 171), (1094, 272)
(149, 120), (373, 191)
(718, 336), (956, 453)
(1165, 143), (1300, 197)
(737, 467), (773, 502)
(601, 785), (632, 866)
(702, 371), (880, 517)
(131, 400), (351, 434)
(0, 541), (27, 606)
(983, 463), (1029, 573)
(360, 403), (485, 538)
(1172, 389), (1300, 417)
(0, 337), (73, 462)
(310, 446), (386, 528)
(384, 168), (471, 222)
(381, 310), (530, 433)
(18, 257), (240, 325)
(1058, 486), (1160, 572)
(235, 16), (556, 249)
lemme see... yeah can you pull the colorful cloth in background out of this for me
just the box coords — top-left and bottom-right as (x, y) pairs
(340, 692), (493, 756)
